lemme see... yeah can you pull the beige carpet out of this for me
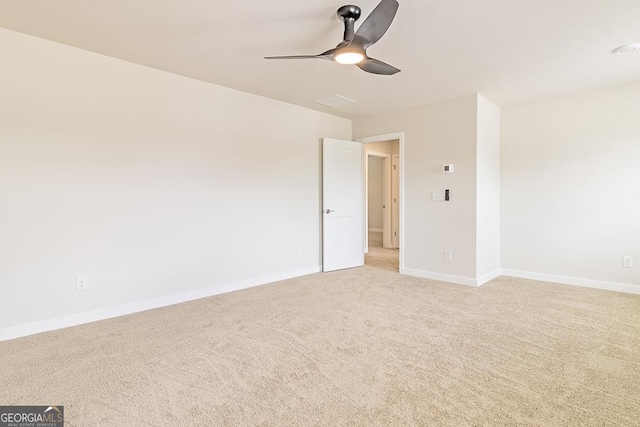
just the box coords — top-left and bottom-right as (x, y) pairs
(2, 239), (640, 426)
(366, 231), (399, 273)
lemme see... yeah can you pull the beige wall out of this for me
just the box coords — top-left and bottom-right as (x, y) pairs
(367, 156), (384, 231)
(501, 82), (640, 289)
(0, 28), (351, 333)
(364, 140), (394, 155)
(354, 95), (480, 282)
(392, 140), (400, 155)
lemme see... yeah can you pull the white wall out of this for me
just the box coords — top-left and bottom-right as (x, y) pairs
(354, 95), (479, 282)
(367, 156), (384, 231)
(0, 28), (351, 334)
(501, 82), (640, 289)
(476, 95), (501, 279)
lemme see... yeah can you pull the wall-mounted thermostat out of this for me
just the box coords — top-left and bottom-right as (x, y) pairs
(443, 164), (454, 173)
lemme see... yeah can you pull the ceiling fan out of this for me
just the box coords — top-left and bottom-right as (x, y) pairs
(265, 0), (400, 75)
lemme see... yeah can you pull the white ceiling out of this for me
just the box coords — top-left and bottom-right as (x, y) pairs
(1, 0), (639, 118)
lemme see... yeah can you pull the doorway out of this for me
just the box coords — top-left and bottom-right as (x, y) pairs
(361, 136), (402, 272)
(320, 132), (404, 274)
(365, 151), (390, 251)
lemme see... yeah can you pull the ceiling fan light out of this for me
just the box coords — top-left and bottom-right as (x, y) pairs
(335, 51), (365, 65)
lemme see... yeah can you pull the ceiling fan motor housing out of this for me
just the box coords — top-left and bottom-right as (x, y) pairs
(338, 5), (362, 41)
(337, 5), (362, 20)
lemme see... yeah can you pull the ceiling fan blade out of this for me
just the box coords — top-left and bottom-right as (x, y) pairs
(265, 48), (337, 61)
(351, 0), (399, 50)
(319, 47), (339, 57)
(357, 57), (400, 75)
(264, 54), (325, 60)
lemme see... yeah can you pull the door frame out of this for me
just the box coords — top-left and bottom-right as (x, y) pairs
(357, 132), (405, 272)
(391, 154), (400, 249)
(364, 151), (391, 253)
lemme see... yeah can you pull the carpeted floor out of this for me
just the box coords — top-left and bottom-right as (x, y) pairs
(1, 236), (640, 426)
(366, 231), (399, 272)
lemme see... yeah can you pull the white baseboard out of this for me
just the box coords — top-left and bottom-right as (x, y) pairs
(0, 266), (322, 342)
(401, 266), (639, 294)
(476, 269), (503, 287)
(501, 269), (640, 295)
(401, 267), (503, 287)
(368, 228), (383, 233)
(401, 268), (479, 287)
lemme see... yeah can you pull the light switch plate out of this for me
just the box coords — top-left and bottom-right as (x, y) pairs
(432, 191), (445, 201)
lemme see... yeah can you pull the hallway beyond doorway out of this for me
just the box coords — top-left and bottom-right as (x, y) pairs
(365, 231), (399, 272)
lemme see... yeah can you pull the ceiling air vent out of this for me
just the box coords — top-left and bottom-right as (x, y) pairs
(313, 94), (356, 108)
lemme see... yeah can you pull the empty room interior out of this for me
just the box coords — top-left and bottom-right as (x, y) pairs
(1, 0), (639, 425)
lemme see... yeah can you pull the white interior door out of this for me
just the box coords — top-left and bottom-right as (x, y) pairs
(323, 138), (364, 272)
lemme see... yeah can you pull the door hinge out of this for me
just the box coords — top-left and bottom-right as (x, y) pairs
(394, 198), (397, 203)
(393, 165), (396, 170)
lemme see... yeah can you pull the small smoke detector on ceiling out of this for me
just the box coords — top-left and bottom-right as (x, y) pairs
(313, 94), (356, 108)
(611, 43), (640, 54)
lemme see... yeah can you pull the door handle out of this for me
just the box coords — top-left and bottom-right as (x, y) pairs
(325, 209), (335, 214)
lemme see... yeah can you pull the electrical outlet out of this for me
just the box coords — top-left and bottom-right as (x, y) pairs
(444, 250), (452, 261)
(623, 256), (633, 268)
(76, 276), (88, 291)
